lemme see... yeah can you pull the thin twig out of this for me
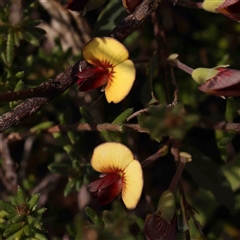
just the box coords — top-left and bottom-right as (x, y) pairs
(168, 59), (194, 75)
(47, 123), (148, 134)
(127, 108), (148, 121)
(168, 157), (186, 192)
(0, 134), (18, 193)
(141, 145), (169, 168)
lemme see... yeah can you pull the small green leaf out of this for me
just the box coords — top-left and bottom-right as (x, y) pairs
(14, 187), (27, 205)
(100, 130), (114, 142)
(221, 154), (240, 192)
(72, 159), (80, 169)
(64, 179), (76, 197)
(134, 216), (145, 230)
(6, 28), (15, 66)
(3, 222), (24, 237)
(22, 224), (31, 236)
(33, 232), (48, 240)
(31, 28), (46, 37)
(75, 179), (83, 191)
(10, 215), (25, 224)
(48, 162), (70, 174)
(112, 108), (134, 124)
(0, 200), (17, 217)
(14, 30), (20, 47)
(22, 31), (39, 46)
(14, 79), (24, 91)
(17, 30), (24, 41)
(26, 215), (42, 229)
(225, 97), (236, 122)
(68, 131), (77, 144)
(27, 194), (40, 211)
(30, 121), (54, 133)
(15, 71), (25, 79)
(6, 228), (24, 240)
(1, 51), (8, 66)
(32, 208), (47, 219)
(80, 107), (95, 125)
(84, 207), (104, 229)
(23, 19), (42, 28)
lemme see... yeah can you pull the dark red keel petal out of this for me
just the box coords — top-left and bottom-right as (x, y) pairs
(198, 84), (240, 96)
(198, 68), (240, 96)
(97, 177), (122, 205)
(88, 173), (121, 192)
(198, 68), (239, 89)
(88, 173), (122, 205)
(76, 66), (108, 92)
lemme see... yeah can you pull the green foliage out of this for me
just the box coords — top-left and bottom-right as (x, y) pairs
(0, 187), (46, 239)
(1, 0), (240, 239)
(85, 207), (105, 229)
(139, 104), (199, 142)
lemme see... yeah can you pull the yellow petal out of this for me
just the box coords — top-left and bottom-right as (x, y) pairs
(83, 37), (129, 67)
(122, 160), (143, 209)
(91, 142), (134, 173)
(105, 59), (136, 103)
(202, 0), (224, 12)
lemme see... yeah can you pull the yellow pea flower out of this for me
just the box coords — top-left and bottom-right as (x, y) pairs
(76, 37), (136, 104)
(88, 142), (143, 209)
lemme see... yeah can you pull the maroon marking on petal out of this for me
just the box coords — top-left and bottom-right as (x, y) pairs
(76, 66), (106, 79)
(199, 68), (240, 90)
(66, 0), (88, 11)
(76, 66), (108, 92)
(88, 173), (121, 192)
(88, 173), (122, 205)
